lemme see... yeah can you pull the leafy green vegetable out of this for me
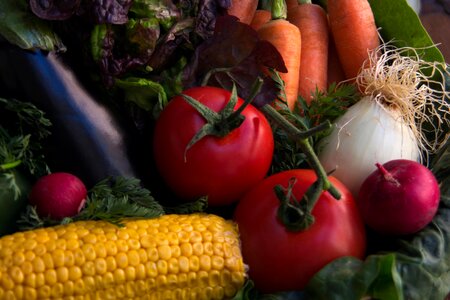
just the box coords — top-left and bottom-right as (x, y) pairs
(232, 280), (305, 300)
(0, 0), (65, 51)
(0, 97), (51, 235)
(0, 98), (51, 177)
(163, 197), (209, 214)
(0, 171), (30, 236)
(368, 0), (445, 64)
(130, 0), (181, 30)
(270, 83), (359, 174)
(301, 138), (450, 299)
(305, 254), (403, 300)
(17, 176), (164, 230)
(115, 77), (168, 113)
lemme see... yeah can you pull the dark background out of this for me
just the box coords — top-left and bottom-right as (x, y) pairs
(420, 0), (450, 61)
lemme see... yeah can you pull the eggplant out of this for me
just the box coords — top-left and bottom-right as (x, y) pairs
(0, 40), (151, 188)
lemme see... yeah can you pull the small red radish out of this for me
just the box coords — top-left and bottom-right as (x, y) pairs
(357, 159), (440, 236)
(29, 172), (87, 220)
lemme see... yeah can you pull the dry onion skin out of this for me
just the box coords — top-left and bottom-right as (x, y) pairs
(319, 42), (450, 197)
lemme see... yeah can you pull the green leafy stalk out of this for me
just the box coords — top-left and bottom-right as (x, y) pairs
(262, 104), (340, 197)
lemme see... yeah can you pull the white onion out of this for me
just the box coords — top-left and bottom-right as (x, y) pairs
(318, 42), (449, 198)
(318, 96), (420, 197)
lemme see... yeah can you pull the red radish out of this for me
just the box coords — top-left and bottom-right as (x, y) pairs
(29, 172), (87, 220)
(357, 159), (440, 236)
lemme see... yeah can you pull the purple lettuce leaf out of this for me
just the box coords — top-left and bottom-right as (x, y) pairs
(182, 15), (287, 108)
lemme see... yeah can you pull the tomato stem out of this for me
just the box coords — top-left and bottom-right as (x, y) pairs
(181, 80), (264, 161)
(261, 104), (341, 210)
(275, 177), (315, 231)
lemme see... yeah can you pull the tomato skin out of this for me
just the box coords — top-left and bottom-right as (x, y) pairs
(153, 86), (274, 206)
(234, 169), (366, 293)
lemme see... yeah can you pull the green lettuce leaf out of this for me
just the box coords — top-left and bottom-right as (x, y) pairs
(115, 77), (168, 113)
(129, 0), (181, 30)
(0, 0), (65, 51)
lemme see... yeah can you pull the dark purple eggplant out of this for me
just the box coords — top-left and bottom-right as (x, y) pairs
(0, 41), (151, 188)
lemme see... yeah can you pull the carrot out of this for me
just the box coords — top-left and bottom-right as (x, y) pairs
(287, 0), (329, 104)
(250, 9), (272, 30)
(227, 0), (259, 25)
(327, 32), (346, 86)
(327, 0), (380, 80)
(257, 0), (301, 110)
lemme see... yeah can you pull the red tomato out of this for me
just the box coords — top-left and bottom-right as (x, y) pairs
(153, 86), (274, 206)
(234, 169), (366, 293)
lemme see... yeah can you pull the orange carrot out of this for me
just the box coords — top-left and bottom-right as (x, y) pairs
(327, 32), (346, 86)
(257, 0), (301, 111)
(287, 0), (329, 104)
(327, 0), (380, 80)
(227, 0), (259, 25)
(250, 9), (272, 30)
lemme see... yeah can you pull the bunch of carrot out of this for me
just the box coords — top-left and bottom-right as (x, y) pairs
(227, 0), (380, 108)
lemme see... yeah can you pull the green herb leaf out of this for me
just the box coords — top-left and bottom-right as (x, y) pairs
(270, 83), (359, 173)
(368, 0), (445, 64)
(0, 0), (65, 51)
(77, 176), (164, 225)
(17, 176), (165, 231)
(163, 197), (209, 215)
(0, 98), (51, 177)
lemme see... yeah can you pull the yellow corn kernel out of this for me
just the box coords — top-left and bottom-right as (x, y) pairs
(0, 214), (245, 299)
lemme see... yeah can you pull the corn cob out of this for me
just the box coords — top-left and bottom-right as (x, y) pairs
(0, 213), (246, 299)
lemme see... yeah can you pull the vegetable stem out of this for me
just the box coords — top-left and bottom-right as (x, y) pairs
(0, 160), (22, 172)
(181, 80), (264, 161)
(261, 104), (341, 203)
(229, 78), (264, 120)
(376, 162), (401, 187)
(271, 0), (287, 20)
(201, 67), (232, 87)
(275, 177), (315, 231)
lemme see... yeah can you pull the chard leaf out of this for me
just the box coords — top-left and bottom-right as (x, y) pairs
(368, 0), (445, 63)
(432, 136), (450, 207)
(307, 173), (450, 300)
(304, 254), (403, 300)
(0, 0), (65, 51)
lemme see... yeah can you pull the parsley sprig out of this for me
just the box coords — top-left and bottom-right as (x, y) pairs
(0, 98), (51, 176)
(17, 176), (165, 230)
(0, 98), (51, 200)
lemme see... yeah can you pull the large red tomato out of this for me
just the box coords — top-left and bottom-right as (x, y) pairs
(153, 86), (274, 206)
(234, 169), (366, 293)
